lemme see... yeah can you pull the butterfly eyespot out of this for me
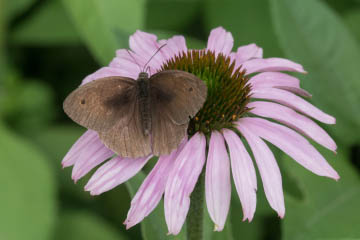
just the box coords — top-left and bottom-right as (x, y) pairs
(80, 99), (86, 105)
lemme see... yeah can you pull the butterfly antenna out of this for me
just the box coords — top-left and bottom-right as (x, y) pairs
(126, 49), (142, 72)
(142, 44), (167, 72)
(146, 66), (151, 76)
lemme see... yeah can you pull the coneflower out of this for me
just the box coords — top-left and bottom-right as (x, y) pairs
(62, 27), (339, 236)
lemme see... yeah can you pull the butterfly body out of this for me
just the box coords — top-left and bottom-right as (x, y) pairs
(64, 70), (207, 158)
(136, 72), (151, 136)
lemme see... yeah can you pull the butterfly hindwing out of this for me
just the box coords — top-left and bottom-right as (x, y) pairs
(63, 77), (136, 132)
(150, 95), (187, 156)
(149, 70), (207, 125)
(99, 96), (152, 158)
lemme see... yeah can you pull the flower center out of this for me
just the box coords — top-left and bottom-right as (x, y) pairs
(160, 50), (251, 135)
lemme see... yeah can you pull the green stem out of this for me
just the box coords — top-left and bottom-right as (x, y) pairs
(186, 169), (205, 240)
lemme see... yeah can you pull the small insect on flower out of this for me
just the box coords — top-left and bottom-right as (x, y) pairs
(62, 27), (339, 236)
(63, 46), (207, 158)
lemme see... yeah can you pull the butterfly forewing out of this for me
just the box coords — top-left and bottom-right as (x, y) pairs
(99, 96), (152, 158)
(63, 77), (136, 132)
(149, 70), (207, 125)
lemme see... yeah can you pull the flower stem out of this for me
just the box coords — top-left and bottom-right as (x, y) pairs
(186, 169), (205, 240)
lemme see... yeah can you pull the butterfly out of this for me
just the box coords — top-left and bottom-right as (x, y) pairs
(63, 69), (207, 158)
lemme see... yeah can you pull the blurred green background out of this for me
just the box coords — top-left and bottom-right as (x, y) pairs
(1, 0), (360, 239)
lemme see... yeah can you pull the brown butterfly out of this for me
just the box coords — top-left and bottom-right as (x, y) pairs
(63, 70), (207, 158)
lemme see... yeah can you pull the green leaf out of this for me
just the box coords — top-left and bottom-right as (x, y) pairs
(1, 76), (55, 134)
(61, 0), (146, 65)
(270, 0), (360, 145)
(324, 0), (360, 14)
(32, 125), (95, 203)
(281, 146), (360, 239)
(5, 0), (36, 20)
(0, 123), (57, 240)
(344, 9), (360, 43)
(145, 0), (201, 32)
(204, 0), (283, 57)
(0, 0), (6, 78)
(11, 0), (80, 45)
(126, 170), (187, 240)
(53, 211), (128, 240)
(32, 125), (85, 161)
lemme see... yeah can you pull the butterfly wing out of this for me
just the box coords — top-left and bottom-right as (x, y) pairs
(149, 70), (207, 125)
(63, 77), (136, 132)
(150, 70), (207, 155)
(98, 95), (152, 158)
(150, 100), (187, 156)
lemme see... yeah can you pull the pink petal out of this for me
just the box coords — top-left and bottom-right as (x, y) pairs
(81, 67), (130, 85)
(248, 101), (336, 152)
(237, 121), (285, 218)
(129, 30), (165, 70)
(240, 117), (339, 180)
(229, 52), (237, 64)
(84, 155), (152, 195)
(161, 35), (188, 60)
(124, 141), (186, 229)
(205, 131), (231, 231)
(164, 133), (206, 235)
(62, 130), (99, 168)
(251, 87), (335, 124)
(248, 72), (311, 97)
(242, 58), (306, 75)
(249, 72), (300, 89)
(129, 32), (188, 76)
(110, 49), (145, 79)
(223, 130), (257, 221)
(82, 34), (188, 86)
(71, 141), (114, 182)
(206, 27), (234, 56)
(235, 43), (263, 65)
(275, 86), (311, 98)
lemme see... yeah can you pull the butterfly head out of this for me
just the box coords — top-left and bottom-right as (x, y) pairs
(138, 72), (149, 80)
(126, 44), (167, 79)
